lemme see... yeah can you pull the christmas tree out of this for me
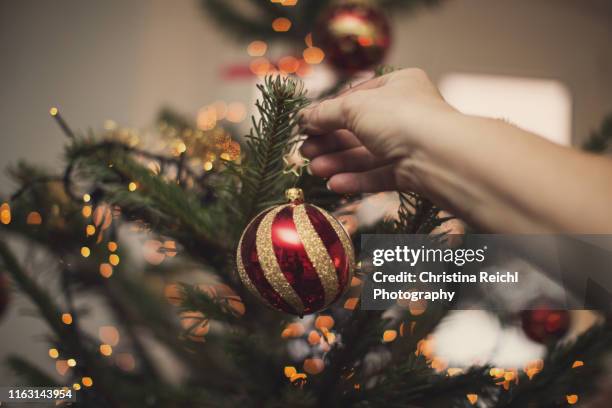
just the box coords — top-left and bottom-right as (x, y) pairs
(1, 1), (611, 407)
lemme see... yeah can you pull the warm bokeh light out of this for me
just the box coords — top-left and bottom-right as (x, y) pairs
(82, 377), (93, 387)
(197, 106), (217, 130)
(343, 297), (358, 310)
(303, 358), (324, 375)
(107, 241), (118, 252)
(81, 246), (91, 257)
(83, 193), (91, 202)
(304, 33), (313, 47)
(572, 360), (584, 368)
(281, 322), (305, 338)
(203, 161), (213, 171)
(307, 330), (320, 345)
(100, 344), (113, 356)
(26, 211), (42, 225)
(314, 315), (334, 330)
(272, 17), (291, 32)
(128, 182), (138, 192)
(86, 224), (96, 236)
(72, 383), (81, 390)
(284, 366), (297, 378)
(62, 313), (73, 325)
(67, 358), (77, 367)
(143, 240), (165, 265)
(55, 360), (69, 376)
(247, 40), (267, 57)
(82, 205), (92, 218)
(279, 56), (299, 74)
(282, 0), (298, 6)
(249, 57), (271, 76)
(99, 326), (120, 346)
(467, 394), (478, 405)
(1, 203), (11, 225)
(99, 263), (113, 278)
(49, 107), (59, 116)
(383, 329), (397, 343)
(48, 348), (59, 359)
(566, 395), (578, 404)
(109, 254), (120, 266)
(116, 353), (136, 371)
(226, 102), (247, 123)
(303, 47), (324, 64)
(212, 100), (227, 120)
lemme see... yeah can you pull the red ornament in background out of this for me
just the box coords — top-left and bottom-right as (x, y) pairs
(237, 188), (354, 316)
(314, 1), (391, 73)
(520, 302), (570, 344)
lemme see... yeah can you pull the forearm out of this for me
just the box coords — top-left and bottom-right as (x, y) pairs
(404, 111), (612, 233)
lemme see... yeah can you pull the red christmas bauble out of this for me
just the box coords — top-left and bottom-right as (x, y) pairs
(237, 188), (354, 316)
(314, 1), (391, 73)
(520, 302), (570, 344)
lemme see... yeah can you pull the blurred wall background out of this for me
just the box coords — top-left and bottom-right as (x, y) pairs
(0, 0), (611, 383)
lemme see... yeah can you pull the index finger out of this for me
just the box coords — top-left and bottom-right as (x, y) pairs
(298, 74), (391, 134)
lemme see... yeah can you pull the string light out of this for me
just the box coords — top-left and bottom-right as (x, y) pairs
(249, 58), (271, 77)
(128, 182), (138, 192)
(107, 241), (118, 252)
(81, 246), (91, 257)
(303, 47), (325, 64)
(226, 102), (246, 123)
(99, 263), (113, 278)
(279, 56), (299, 74)
(83, 193), (91, 202)
(86, 225), (96, 236)
(72, 383), (81, 390)
(247, 40), (267, 57)
(272, 17), (291, 32)
(82, 205), (92, 218)
(48, 348), (59, 359)
(382, 329), (397, 343)
(67, 358), (77, 367)
(26, 211), (42, 225)
(99, 344), (113, 356)
(109, 254), (120, 266)
(0, 203), (11, 225)
(82, 377), (93, 387)
(61, 313), (73, 325)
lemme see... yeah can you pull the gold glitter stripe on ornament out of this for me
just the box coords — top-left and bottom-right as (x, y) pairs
(236, 212), (270, 306)
(293, 204), (338, 306)
(256, 205), (304, 315)
(316, 205), (356, 285)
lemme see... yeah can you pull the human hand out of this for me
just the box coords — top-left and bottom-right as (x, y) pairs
(299, 68), (457, 195)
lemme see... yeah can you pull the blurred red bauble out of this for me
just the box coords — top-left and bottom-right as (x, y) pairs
(237, 188), (354, 316)
(314, 1), (391, 73)
(520, 302), (570, 344)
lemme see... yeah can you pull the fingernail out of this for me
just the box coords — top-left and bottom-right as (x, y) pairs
(326, 180), (332, 191)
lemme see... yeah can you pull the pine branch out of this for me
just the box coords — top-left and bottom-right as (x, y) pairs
(66, 139), (231, 268)
(5, 355), (58, 387)
(228, 75), (308, 229)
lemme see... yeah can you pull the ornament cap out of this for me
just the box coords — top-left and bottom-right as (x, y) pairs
(285, 188), (304, 204)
